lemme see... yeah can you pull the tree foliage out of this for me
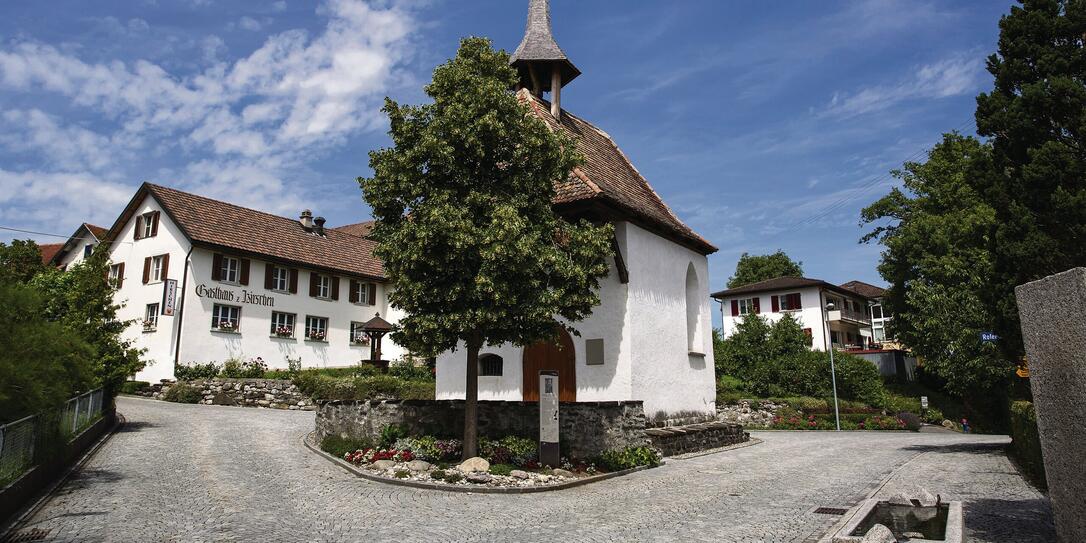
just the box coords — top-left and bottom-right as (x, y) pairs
(972, 0), (1086, 359)
(861, 133), (1011, 397)
(726, 251), (803, 288)
(360, 38), (613, 456)
(0, 239), (46, 284)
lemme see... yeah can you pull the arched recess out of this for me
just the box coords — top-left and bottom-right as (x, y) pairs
(685, 262), (704, 352)
(522, 328), (577, 402)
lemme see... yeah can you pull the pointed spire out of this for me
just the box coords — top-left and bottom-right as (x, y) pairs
(509, 0), (580, 96)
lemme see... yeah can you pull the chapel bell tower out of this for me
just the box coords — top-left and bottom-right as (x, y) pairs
(510, 0), (579, 120)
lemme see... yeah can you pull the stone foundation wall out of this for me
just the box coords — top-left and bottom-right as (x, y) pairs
(143, 379), (315, 411)
(646, 422), (749, 456)
(316, 400), (649, 458)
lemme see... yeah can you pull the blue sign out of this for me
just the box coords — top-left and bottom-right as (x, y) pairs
(980, 332), (1000, 342)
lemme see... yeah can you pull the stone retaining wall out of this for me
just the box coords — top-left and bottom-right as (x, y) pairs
(316, 400), (650, 459)
(143, 379), (315, 411)
(645, 421), (749, 456)
(716, 400), (786, 428)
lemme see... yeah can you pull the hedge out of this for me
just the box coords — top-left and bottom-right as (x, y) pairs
(1009, 401), (1046, 489)
(292, 370), (435, 401)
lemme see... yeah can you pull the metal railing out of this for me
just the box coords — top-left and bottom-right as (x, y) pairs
(0, 388), (105, 486)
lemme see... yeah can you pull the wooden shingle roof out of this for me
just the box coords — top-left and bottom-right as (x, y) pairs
(106, 183), (384, 280)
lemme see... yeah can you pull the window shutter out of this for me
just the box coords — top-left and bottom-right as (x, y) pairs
(264, 263), (275, 290)
(330, 277), (340, 301)
(367, 283), (377, 305)
(753, 297), (761, 314)
(309, 273), (319, 297)
(117, 263), (125, 289)
(239, 258), (250, 286)
(151, 211), (160, 236)
(289, 269), (298, 294)
(771, 295), (779, 312)
(134, 215), (143, 240)
(730, 300), (739, 317)
(211, 254), (223, 281)
(161, 254), (169, 279)
(348, 280), (359, 303)
(791, 293), (802, 309)
(142, 257), (151, 284)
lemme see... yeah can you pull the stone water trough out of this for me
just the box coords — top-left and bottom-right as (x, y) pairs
(829, 488), (962, 543)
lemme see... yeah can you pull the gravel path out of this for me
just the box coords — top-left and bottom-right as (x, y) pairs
(10, 397), (1052, 542)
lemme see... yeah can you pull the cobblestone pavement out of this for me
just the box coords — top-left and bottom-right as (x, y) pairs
(12, 397), (1051, 543)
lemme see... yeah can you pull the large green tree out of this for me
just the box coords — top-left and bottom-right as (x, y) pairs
(0, 239), (46, 284)
(360, 38), (613, 458)
(973, 0), (1086, 359)
(861, 133), (1011, 396)
(726, 251), (803, 288)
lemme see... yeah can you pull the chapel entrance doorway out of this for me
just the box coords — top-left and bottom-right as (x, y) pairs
(522, 328), (577, 402)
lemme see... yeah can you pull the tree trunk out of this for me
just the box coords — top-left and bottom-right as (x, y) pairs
(463, 334), (482, 459)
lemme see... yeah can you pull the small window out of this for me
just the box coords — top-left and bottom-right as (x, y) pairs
(316, 275), (331, 298)
(140, 212), (156, 238)
(779, 293), (802, 311)
(83, 244), (95, 258)
(220, 256), (240, 283)
(353, 282), (368, 304)
(272, 267), (289, 291)
(144, 303), (159, 329)
(479, 354), (503, 376)
(150, 255), (165, 282)
(271, 312), (295, 337)
(830, 331), (840, 345)
(873, 326), (886, 342)
(108, 264), (123, 287)
(738, 298), (758, 315)
(212, 304), (241, 332)
(305, 315), (328, 341)
(350, 321), (370, 345)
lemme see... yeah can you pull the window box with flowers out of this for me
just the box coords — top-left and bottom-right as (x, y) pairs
(142, 319), (157, 332)
(215, 321), (239, 333)
(306, 330), (327, 342)
(273, 326), (294, 339)
(352, 334), (371, 346)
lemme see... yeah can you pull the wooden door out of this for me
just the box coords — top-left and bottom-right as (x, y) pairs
(522, 329), (577, 402)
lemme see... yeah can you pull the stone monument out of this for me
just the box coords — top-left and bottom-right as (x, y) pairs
(1016, 267), (1086, 542)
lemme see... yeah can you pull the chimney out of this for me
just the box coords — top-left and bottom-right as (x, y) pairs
(299, 210), (313, 230)
(314, 217), (327, 236)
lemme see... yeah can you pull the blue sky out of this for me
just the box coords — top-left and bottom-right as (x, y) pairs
(1, 0), (1009, 325)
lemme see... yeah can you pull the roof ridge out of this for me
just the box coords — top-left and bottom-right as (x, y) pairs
(146, 183), (319, 230)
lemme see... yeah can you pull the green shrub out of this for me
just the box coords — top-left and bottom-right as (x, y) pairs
(897, 412), (922, 431)
(120, 381), (150, 394)
(394, 469), (410, 479)
(830, 353), (886, 407)
(479, 436), (538, 466)
(399, 380), (436, 400)
(431, 470), (446, 480)
(443, 472), (463, 483)
(175, 362), (220, 381)
(922, 407), (945, 425)
(884, 392), (922, 414)
(162, 383), (203, 403)
(221, 357), (267, 378)
(592, 446), (661, 472)
(380, 424), (405, 449)
(1009, 401), (1045, 489)
(354, 375), (405, 399)
(489, 463), (515, 476)
(321, 435), (371, 458)
(389, 360), (434, 381)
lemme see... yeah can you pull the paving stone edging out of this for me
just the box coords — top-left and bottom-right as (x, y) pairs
(302, 432), (658, 494)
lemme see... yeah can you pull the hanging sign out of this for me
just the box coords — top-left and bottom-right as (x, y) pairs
(538, 370), (560, 468)
(161, 279), (178, 316)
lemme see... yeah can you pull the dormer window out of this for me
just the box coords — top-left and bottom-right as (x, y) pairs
(83, 244), (95, 258)
(134, 211), (160, 240)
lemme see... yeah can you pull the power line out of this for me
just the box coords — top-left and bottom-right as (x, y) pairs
(0, 225), (127, 245)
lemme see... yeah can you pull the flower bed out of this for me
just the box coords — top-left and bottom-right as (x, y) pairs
(770, 413), (908, 430)
(325, 432), (661, 489)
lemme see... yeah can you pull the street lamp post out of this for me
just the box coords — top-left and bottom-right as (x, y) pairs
(825, 301), (842, 431)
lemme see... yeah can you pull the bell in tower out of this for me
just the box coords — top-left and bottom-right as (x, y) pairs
(509, 0), (579, 119)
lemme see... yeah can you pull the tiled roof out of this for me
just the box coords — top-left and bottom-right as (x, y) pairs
(519, 90), (717, 255)
(39, 243), (63, 265)
(333, 221), (375, 238)
(107, 184), (384, 280)
(84, 223), (108, 240)
(711, 276), (873, 300)
(839, 280), (887, 299)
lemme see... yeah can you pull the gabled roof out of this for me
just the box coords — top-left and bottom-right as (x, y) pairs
(839, 280), (887, 299)
(39, 243), (63, 265)
(333, 220), (375, 239)
(518, 89), (716, 255)
(48, 222), (110, 265)
(711, 276), (872, 300)
(105, 183), (384, 280)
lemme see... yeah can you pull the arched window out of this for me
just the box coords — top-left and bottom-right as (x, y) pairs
(685, 263), (703, 352)
(479, 354), (503, 376)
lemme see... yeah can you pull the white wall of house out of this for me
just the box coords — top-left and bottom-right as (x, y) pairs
(55, 226), (99, 269)
(108, 195), (404, 383)
(717, 287), (873, 352)
(436, 221), (717, 418)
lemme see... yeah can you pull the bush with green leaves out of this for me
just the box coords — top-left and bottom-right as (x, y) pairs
(321, 435), (372, 458)
(430, 470), (446, 480)
(489, 463), (515, 476)
(480, 436), (538, 466)
(379, 424), (405, 449)
(388, 360), (434, 381)
(220, 357), (268, 378)
(292, 370), (435, 401)
(592, 446), (661, 472)
(163, 383), (203, 404)
(120, 381), (150, 395)
(443, 472), (463, 484)
(175, 362), (221, 381)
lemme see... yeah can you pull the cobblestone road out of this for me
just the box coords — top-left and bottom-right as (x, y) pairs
(11, 397), (1052, 542)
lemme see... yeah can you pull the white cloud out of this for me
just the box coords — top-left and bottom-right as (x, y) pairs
(272, 1), (288, 12)
(821, 52), (984, 119)
(238, 16), (263, 31)
(0, 169), (134, 231)
(0, 0), (417, 240)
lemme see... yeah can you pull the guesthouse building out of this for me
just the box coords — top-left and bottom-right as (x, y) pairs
(101, 183), (405, 383)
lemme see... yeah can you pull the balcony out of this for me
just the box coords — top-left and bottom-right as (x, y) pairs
(827, 308), (871, 325)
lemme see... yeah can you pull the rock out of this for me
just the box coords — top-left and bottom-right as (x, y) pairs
(211, 392), (237, 406)
(552, 468), (575, 478)
(916, 487), (938, 507)
(458, 457), (490, 473)
(942, 419), (955, 429)
(466, 473), (492, 484)
(509, 470), (529, 480)
(407, 460), (432, 472)
(886, 492), (914, 506)
(372, 460), (396, 470)
(861, 524), (896, 543)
